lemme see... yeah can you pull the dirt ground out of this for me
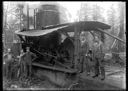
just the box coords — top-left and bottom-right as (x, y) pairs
(79, 66), (125, 90)
(3, 75), (60, 90)
(3, 59), (126, 90)
(3, 67), (125, 90)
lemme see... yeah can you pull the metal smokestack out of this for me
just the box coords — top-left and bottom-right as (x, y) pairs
(36, 4), (60, 29)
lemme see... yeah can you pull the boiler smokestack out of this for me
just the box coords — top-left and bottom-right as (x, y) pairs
(36, 4), (60, 29)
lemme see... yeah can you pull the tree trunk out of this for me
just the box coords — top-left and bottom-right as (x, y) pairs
(117, 2), (125, 52)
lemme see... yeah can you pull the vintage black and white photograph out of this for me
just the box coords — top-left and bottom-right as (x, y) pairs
(3, 1), (126, 90)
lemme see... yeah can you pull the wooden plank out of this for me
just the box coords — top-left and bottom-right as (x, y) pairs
(32, 62), (77, 73)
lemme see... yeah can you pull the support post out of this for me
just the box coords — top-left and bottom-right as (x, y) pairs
(74, 24), (80, 70)
(34, 9), (36, 29)
(27, 4), (29, 30)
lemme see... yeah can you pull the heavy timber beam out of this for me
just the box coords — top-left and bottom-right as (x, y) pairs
(97, 28), (126, 44)
(74, 25), (80, 70)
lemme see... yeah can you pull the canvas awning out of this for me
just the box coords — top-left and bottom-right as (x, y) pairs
(15, 21), (111, 37)
(15, 25), (68, 37)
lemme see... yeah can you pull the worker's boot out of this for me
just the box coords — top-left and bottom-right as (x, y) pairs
(92, 66), (99, 78)
(100, 67), (105, 80)
(92, 74), (98, 78)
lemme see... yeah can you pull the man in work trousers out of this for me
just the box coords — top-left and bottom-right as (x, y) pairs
(87, 49), (94, 75)
(24, 47), (37, 80)
(17, 49), (26, 79)
(3, 48), (15, 80)
(92, 36), (105, 80)
(79, 32), (89, 74)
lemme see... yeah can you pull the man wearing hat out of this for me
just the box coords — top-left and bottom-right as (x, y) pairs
(92, 36), (105, 80)
(24, 47), (37, 79)
(79, 32), (89, 73)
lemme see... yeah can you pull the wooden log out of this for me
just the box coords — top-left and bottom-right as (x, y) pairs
(97, 28), (126, 44)
(32, 62), (77, 73)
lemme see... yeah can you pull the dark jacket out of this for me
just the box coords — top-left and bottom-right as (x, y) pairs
(92, 41), (105, 66)
(80, 41), (89, 56)
(24, 51), (36, 65)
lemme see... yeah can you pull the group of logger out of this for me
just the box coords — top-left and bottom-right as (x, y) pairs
(3, 47), (37, 82)
(3, 31), (106, 82)
(78, 32), (105, 80)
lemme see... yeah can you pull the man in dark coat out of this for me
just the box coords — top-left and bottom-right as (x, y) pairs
(24, 47), (37, 79)
(92, 36), (105, 80)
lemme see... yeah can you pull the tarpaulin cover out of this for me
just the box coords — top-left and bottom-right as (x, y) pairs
(15, 21), (111, 37)
(15, 25), (68, 37)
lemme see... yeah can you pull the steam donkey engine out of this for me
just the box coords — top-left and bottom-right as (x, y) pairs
(15, 3), (111, 87)
(16, 4), (77, 87)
